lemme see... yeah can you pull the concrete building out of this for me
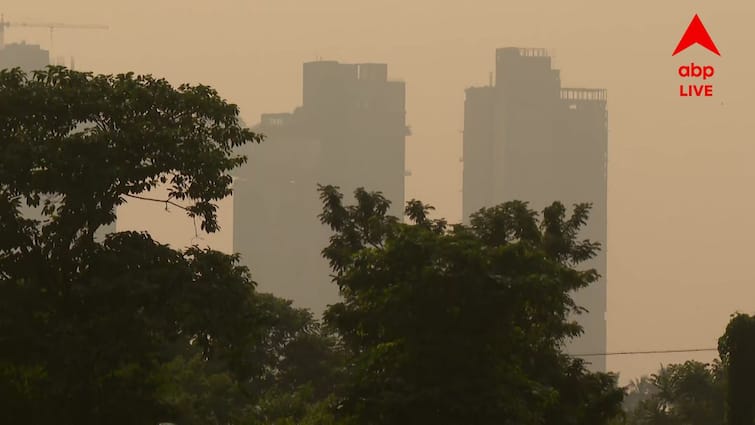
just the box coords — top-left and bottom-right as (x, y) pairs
(462, 47), (608, 371)
(234, 61), (407, 315)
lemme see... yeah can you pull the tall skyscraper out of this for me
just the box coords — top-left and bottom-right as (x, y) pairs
(234, 60), (407, 315)
(1, 40), (117, 241)
(462, 47), (608, 371)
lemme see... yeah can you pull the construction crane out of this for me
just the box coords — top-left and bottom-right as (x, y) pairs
(0, 14), (108, 53)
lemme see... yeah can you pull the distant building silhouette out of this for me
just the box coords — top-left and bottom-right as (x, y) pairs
(462, 47), (608, 371)
(1, 40), (116, 241)
(234, 60), (407, 315)
(0, 41), (49, 72)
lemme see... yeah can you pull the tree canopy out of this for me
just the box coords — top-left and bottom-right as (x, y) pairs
(317, 184), (624, 425)
(621, 312), (755, 425)
(718, 313), (755, 425)
(4, 66), (257, 217)
(0, 66), (289, 424)
(622, 360), (725, 425)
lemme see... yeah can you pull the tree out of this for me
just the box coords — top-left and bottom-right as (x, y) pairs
(317, 184), (624, 425)
(0, 66), (258, 237)
(718, 313), (755, 425)
(623, 360), (725, 425)
(623, 376), (658, 413)
(240, 294), (348, 425)
(0, 66), (267, 423)
(152, 292), (346, 425)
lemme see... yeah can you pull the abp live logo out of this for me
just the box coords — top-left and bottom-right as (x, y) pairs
(673, 14), (720, 97)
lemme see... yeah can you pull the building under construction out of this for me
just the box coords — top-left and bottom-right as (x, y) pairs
(462, 47), (608, 371)
(234, 61), (407, 315)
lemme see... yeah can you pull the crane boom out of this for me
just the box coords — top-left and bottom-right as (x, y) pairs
(0, 14), (108, 50)
(9, 22), (108, 30)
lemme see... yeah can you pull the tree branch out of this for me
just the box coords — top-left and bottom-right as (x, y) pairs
(125, 193), (189, 212)
(124, 193), (200, 238)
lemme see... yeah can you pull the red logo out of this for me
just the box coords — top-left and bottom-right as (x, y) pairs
(672, 14), (720, 56)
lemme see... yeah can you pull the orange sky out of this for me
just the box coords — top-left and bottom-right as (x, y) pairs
(5, 0), (755, 383)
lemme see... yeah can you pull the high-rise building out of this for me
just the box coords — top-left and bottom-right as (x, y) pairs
(462, 47), (608, 371)
(234, 60), (407, 315)
(1, 40), (116, 241)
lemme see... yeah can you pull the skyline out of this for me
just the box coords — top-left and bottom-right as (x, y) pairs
(3, 0), (753, 385)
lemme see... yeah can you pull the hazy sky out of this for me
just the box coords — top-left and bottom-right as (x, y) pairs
(6, 0), (755, 383)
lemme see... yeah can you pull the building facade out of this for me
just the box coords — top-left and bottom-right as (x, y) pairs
(462, 47), (608, 371)
(234, 61), (407, 315)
